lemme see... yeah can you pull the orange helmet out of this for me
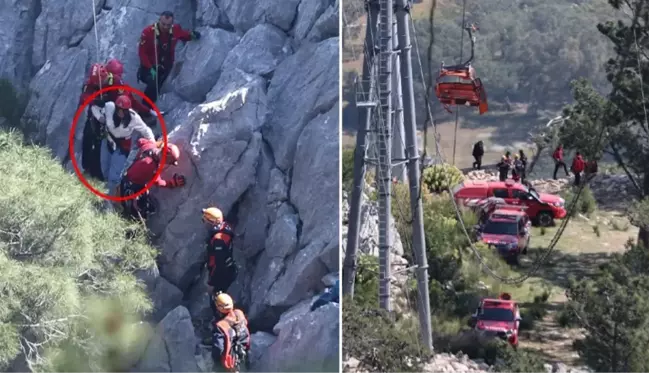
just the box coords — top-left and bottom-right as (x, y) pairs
(115, 95), (132, 110)
(164, 143), (180, 165)
(214, 292), (234, 314)
(202, 207), (223, 224)
(105, 58), (124, 77)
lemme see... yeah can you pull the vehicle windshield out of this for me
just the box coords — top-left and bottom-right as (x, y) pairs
(520, 185), (541, 200)
(482, 220), (519, 236)
(479, 307), (515, 322)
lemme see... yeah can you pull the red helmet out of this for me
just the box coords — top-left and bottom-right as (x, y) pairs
(105, 58), (124, 77)
(88, 63), (108, 86)
(115, 95), (132, 110)
(164, 143), (180, 165)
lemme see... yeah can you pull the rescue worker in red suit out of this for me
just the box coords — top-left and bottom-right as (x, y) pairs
(118, 138), (186, 220)
(552, 144), (570, 180)
(571, 152), (586, 186)
(202, 207), (238, 316)
(137, 11), (201, 106)
(211, 292), (250, 372)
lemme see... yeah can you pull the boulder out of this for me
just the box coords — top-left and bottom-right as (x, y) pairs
(135, 306), (200, 372)
(255, 303), (339, 372)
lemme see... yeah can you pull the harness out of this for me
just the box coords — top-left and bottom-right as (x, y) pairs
(153, 22), (174, 65)
(216, 310), (248, 371)
(207, 224), (236, 274)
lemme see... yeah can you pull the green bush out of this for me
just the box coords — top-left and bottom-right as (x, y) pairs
(422, 164), (465, 194)
(519, 292), (549, 331)
(561, 186), (597, 217)
(554, 303), (580, 328)
(343, 301), (430, 372)
(0, 130), (157, 371)
(494, 346), (546, 372)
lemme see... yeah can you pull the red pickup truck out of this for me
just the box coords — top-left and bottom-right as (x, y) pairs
(452, 179), (567, 227)
(469, 293), (521, 348)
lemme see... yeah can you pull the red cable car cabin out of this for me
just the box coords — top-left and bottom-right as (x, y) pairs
(435, 24), (489, 115)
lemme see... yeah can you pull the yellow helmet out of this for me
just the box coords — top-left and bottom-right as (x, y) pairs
(202, 207), (223, 224)
(214, 292), (234, 314)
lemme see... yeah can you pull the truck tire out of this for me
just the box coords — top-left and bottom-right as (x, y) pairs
(537, 211), (554, 227)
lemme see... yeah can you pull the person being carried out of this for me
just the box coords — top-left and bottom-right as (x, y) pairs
(91, 95), (155, 195)
(202, 207), (238, 317)
(571, 151), (586, 186)
(311, 279), (340, 311)
(138, 11), (201, 106)
(472, 141), (484, 170)
(211, 292), (250, 372)
(117, 138), (185, 220)
(552, 144), (570, 180)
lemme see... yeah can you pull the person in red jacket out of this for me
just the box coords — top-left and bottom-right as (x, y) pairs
(118, 138), (186, 220)
(137, 11), (201, 106)
(552, 144), (570, 180)
(571, 152), (586, 186)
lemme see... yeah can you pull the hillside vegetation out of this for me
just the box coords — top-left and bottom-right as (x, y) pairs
(0, 130), (156, 371)
(344, 0), (649, 371)
(343, 0), (620, 131)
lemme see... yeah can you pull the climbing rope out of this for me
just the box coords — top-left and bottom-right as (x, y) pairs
(452, 0), (468, 166)
(154, 23), (160, 106)
(91, 0), (103, 94)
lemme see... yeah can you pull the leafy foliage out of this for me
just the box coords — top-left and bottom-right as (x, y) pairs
(566, 243), (649, 372)
(343, 300), (429, 372)
(0, 130), (157, 371)
(422, 164), (465, 194)
(560, 186), (597, 217)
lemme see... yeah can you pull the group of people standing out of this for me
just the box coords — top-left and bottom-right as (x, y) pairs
(471, 142), (595, 186)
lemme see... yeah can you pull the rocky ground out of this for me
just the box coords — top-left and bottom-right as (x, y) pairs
(343, 168), (636, 372)
(2, 0), (339, 371)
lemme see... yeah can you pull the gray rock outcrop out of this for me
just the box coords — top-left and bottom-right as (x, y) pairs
(0, 0), (340, 371)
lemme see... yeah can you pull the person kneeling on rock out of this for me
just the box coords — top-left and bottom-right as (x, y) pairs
(202, 207), (238, 316)
(212, 292), (250, 372)
(117, 139), (185, 221)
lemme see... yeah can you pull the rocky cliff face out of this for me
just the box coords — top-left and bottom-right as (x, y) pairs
(1, 0), (340, 371)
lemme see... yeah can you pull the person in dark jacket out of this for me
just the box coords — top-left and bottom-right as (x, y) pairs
(472, 141), (485, 170)
(552, 145), (570, 180)
(311, 280), (340, 311)
(512, 154), (524, 182)
(201, 207), (238, 317)
(211, 292), (250, 372)
(497, 155), (511, 181)
(571, 152), (586, 186)
(518, 149), (528, 181)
